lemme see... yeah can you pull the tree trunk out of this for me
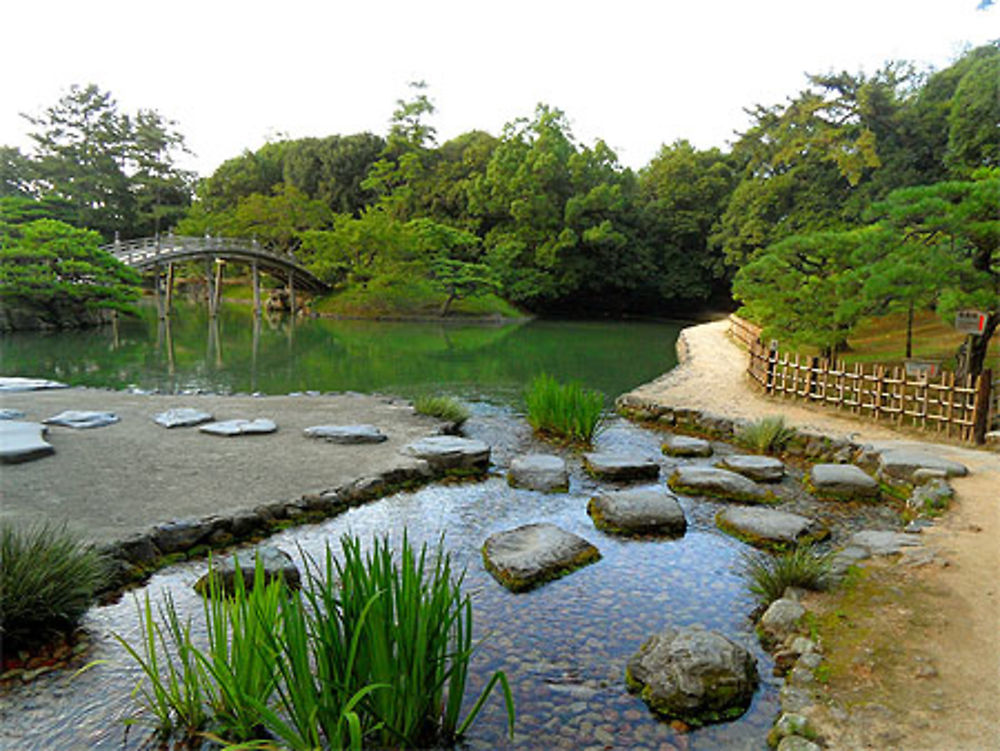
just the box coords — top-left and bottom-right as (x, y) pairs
(440, 291), (457, 317)
(957, 311), (999, 379)
(905, 301), (914, 359)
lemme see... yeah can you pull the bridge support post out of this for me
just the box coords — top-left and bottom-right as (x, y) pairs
(213, 260), (224, 314)
(205, 258), (217, 318)
(252, 261), (261, 316)
(288, 270), (296, 316)
(154, 263), (165, 319)
(164, 262), (174, 316)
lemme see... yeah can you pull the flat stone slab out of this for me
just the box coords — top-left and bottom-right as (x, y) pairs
(0, 377), (68, 392)
(482, 522), (600, 592)
(303, 424), (388, 444)
(847, 530), (922, 556)
(0, 408), (27, 420)
(878, 449), (968, 483)
(0, 421), (54, 463)
(403, 435), (490, 472)
(588, 487), (686, 537)
(199, 418), (278, 436)
(626, 625), (758, 725)
(668, 466), (773, 503)
(154, 408), (214, 428)
(662, 435), (713, 458)
(43, 410), (120, 429)
(195, 546), (301, 595)
(717, 455), (785, 483)
(583, 453), (660, 482)
(809, 463), (878, 500)
(508, 453), (569, 492)
(716, 506), (827, 549)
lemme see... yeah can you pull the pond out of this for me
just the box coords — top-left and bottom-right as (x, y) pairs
(0, 304), (684, 406)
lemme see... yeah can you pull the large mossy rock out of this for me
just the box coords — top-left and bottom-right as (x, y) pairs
(668, 466), (774, 503)
(403, 435), (490, 473)
(194, 546), (301, 595)
(481, 523), (600, 592)
(0, 421), (54, 463)
(508, 453), (569, 492)
(877, 449), (968, 483)
(716, 507), (828, 550)
(583, 453), (660, 482)
(716, 455), (785, 483)
(625, 625), (758, 726)
(662, 435), (713, 458)
(588, 487), (686, 537)
(808, 464), (878, 501)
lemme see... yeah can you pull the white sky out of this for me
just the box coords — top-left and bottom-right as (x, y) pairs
(2, 1), (996, 177)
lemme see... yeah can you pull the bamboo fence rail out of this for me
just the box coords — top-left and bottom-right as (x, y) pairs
(730, 315), (994, 444)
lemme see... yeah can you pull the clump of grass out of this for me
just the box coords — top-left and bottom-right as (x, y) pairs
(734, 415), (797, 454)
(0, 522), (105, 654)
(740, 545), (835, 606)
(414, 394), (470, 425)
(525, 373), (605, 445)
(117, 536), (514, 749)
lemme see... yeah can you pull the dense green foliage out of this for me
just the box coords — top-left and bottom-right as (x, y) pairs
(413, 395), (471, 424)
(733, 416), (797, 454)
(118, 536), (513, 749)
(0, 522), (106, 653)
(0, 218), (141, 314)
(525, 373), (605, 445)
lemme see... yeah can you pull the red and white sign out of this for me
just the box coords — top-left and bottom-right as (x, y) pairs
(955, 310), (987, 335)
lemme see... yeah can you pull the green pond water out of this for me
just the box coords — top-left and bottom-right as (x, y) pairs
(0, 303), (683, 404)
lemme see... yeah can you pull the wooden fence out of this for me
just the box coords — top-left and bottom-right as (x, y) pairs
(730, 315), (994, 444)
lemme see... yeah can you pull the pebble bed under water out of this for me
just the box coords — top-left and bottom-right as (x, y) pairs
(0, 412), (898, 750)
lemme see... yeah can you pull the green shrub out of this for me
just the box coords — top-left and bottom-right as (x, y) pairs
(525, 373), (605, 445)
(0, 522), (105, 653)
(117, 536), (514, 749)
(740, 546), (835, 606)
(414, 394), (470, 424)
(734, 415), (797, 454)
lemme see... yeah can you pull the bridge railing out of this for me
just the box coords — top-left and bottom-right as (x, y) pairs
(102, 235), (303, 268)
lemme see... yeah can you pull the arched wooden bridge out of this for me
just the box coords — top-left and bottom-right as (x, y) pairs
(102, 235), (329, 316)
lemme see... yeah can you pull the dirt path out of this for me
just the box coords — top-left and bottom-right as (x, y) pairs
(625, 319), (1000, 750)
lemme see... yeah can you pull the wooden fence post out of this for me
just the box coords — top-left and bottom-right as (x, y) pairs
(809, 356), (820, 400)
(766, 342), (778, 393)
(972, 369), (993, 445)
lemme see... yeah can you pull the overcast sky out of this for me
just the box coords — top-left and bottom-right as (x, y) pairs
(2, 1), (996, 177)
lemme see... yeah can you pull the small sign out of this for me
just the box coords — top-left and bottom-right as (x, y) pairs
(905, 360), (940, 379)
(955, 310), (987, 335)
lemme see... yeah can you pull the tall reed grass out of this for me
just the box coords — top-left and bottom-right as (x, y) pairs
(117, 536), (514, 749)
(734, 415), (797, 454)
(525, 373), (605, 445)
(740, 546), (835, 606)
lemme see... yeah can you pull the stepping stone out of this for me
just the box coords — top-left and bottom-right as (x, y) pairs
(508, 453), (569, 492)
(662, 435), (712, 458)
(200, 418), (277, 436)
(847, 530), (922, 556)
(482, 522), (600, 592)
(195, 546), (301, 595)
(0, 377), (68, 392)
(0, 408), (26, 420)
(878, 449), (968, 483)
(716, 455), (785, 483)
(43, 410), (119, 429)
(304, 424), (387, 444)
(626, 625), (758, 725)
(403, 435), (490, 473)
(0, 421), (54, 463)
(583, 453), (660, 482)
(668, 466), (773, 503)
(154, 407), (214, 428)
(808, 464), (878, 501)
(716, 506), (827, 550)
(588, 487), (686, 537)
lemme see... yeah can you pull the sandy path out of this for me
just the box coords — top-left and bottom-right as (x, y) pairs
(624, 319), (1000, 750)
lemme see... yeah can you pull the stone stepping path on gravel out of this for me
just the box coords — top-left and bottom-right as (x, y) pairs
(508, 453), (569, 492)
(0, 376), (68, 392)
(304, 424), (388, 444)
(588, 487), (686, 537)
(482, 522), (601, 592)
(0, 421), (54, 463)
(43, 410), (120, 429)
(667, 466), (774, 503)
(661, 435), (713, 458)
(808, 463), (879, 500)
(716, 506), (828, 550)
(200, 418), (278, 436)
(402, 435), (490, 472)
(0, 408), (27, 420)
(583, 452), (660, 482)
(877, 449), (968, 483)
(716, 455), (785, 483)
(154, 408), (214, 428)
